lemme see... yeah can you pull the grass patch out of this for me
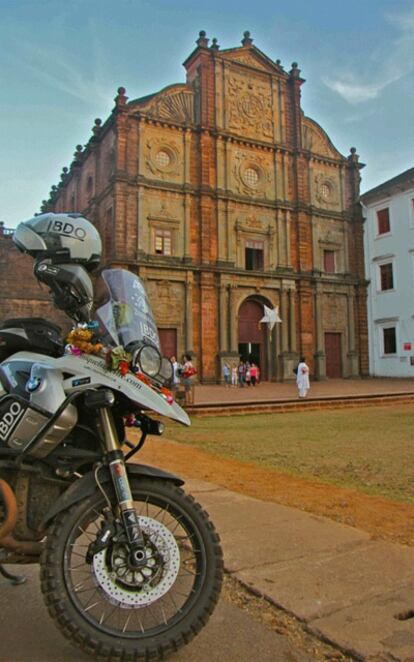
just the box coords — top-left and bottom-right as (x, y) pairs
(167, 405), (414, 503)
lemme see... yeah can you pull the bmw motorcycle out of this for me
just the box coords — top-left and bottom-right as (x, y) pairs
(0, 267), (223, 660)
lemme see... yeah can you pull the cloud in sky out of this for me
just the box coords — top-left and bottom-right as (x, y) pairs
(324, 8), (414, 104)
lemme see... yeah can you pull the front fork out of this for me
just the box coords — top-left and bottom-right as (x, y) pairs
(98, 407), (146, 566)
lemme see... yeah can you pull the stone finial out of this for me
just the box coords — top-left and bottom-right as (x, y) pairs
(241, 31), (253, 46)
(92, 118), (102, 137)
(196, 30), (209, 48)
(70, 144), (83, 169)
(210, 37), (220, 51)
(114, 87), (128, 107)
(60, 167), (68, 182)
(289, 62), (301, 78)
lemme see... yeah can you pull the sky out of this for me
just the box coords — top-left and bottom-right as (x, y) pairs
(1, 0), (413, 227)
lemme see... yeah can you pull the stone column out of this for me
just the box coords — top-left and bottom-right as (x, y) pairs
(218, 282), (238, 382)
(229, 285), (238, 352)
(277, 209), (285, 268)
(281, 288), (289, 352)
(347, 287), (359, 377)
(285, 210), (292, 268)
(183, 128), (191, 185)
(219, 283), (228, 352)
(217, 199), (227, 264)
(183, 193), (191, 261)
(313, 283), (326, 379)
(185, 271), (193, 354)
(289, 287), (297, 353)
(137, 185), (145, 258)
(279, 285), (296, 380)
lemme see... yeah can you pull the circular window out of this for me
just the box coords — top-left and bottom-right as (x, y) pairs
(320, 182), (331, 200)
(243, 167), (259, 188)
(155, 150), (171, 168)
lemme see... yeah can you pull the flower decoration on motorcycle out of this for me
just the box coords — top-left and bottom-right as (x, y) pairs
(65, 327), (103, 356)
(65, 326), (174, 404)
(105, 346), (132, 376)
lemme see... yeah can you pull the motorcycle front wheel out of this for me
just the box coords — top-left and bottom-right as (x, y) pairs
(40, 477), (223, 660)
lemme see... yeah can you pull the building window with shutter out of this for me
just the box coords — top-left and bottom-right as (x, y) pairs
(323, 250), (335, 273)
(245, 240), (264, 271)
(377, 208), (390, 235)
(379, 262), (394, 291)
(154, 229), (172, 256)
(383, 326), (396, 355)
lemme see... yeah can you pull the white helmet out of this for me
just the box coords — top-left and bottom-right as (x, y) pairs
(13, 212), (101, 272)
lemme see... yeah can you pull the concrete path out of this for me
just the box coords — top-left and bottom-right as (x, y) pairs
(186, 478), (414, 661)
(0, 566), (315, 662)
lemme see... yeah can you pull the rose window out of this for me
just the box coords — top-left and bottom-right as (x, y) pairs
(155, 150), (171, 168)
(320, 182), (331, 200)
(244, 167), (259, 187)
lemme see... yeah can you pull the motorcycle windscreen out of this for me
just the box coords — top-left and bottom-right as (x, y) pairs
(95, 269), (161, 350)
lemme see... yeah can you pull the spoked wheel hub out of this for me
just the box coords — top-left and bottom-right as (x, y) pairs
(92, 515), (180, 607)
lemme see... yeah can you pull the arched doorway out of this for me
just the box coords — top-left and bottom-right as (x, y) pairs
(238, 299), (268, 380)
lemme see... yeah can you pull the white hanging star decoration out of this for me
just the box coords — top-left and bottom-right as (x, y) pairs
(259, 305), (282, 331)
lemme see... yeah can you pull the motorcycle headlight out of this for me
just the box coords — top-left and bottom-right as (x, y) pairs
(135, 344), (161, 377)
(158, 357), (173, 384)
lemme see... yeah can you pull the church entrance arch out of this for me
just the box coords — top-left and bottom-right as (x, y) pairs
(238, 298), (268, 381)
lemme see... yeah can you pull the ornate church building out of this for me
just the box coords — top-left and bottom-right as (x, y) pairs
(39, 31), (368, 382)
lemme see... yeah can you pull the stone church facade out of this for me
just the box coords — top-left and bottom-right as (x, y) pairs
(8, 32), (368, 382)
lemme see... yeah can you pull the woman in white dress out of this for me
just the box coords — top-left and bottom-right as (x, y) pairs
(296, 356), (310, 398)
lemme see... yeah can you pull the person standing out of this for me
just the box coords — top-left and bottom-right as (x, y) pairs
(231, 364), (238, 387)
(222, 362), (231, 387)
(238, 360), (246, 387)
(182, 354), (197, 406)
(296, 356), (310, 398)
(250, 363), (258, 386)
(170, 356), (181, 392)
(245, 363), (251, 387)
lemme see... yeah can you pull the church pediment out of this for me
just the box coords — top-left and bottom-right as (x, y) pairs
(302, 117), (344, 161)
(219, 46), (285, 76)
(131, 84), (194, 124)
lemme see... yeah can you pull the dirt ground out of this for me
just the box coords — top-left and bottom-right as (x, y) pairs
(138, 435), (414, 547)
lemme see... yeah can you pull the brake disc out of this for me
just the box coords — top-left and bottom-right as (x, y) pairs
(92, 516), (180, 607)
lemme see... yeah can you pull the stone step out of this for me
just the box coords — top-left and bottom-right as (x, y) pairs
(187, 392), (414, 416)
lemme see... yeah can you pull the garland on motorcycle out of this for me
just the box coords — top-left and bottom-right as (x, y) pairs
(0, 213), (223, 660)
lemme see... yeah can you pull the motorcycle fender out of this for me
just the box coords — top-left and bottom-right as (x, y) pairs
(41, 463), (184, 529)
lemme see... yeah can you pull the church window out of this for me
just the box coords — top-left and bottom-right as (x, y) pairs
(154, 229), (172, 256)
(155, 150), (171, 169)
(245, 240), (264, 271)
(379, 262), (394, 291)
(323, 250), (335, 273)
(377, 208), (390, 235)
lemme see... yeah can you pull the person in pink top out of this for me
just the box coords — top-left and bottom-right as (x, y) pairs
(250, 363), (258, 386)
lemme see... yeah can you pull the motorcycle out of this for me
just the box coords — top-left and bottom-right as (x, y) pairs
(0, 266), (223, 659)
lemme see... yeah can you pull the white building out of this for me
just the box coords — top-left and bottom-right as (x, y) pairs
(361, 168), (414, 377)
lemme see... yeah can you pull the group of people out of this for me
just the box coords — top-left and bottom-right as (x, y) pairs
(222, 356), (311, 398)
(222, 360), (260, 388)
(171, 354), (197, 406)
(170, 354), (311, 403)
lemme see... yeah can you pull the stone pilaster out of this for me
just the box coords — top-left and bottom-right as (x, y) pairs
(313, 283), (326, 379)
